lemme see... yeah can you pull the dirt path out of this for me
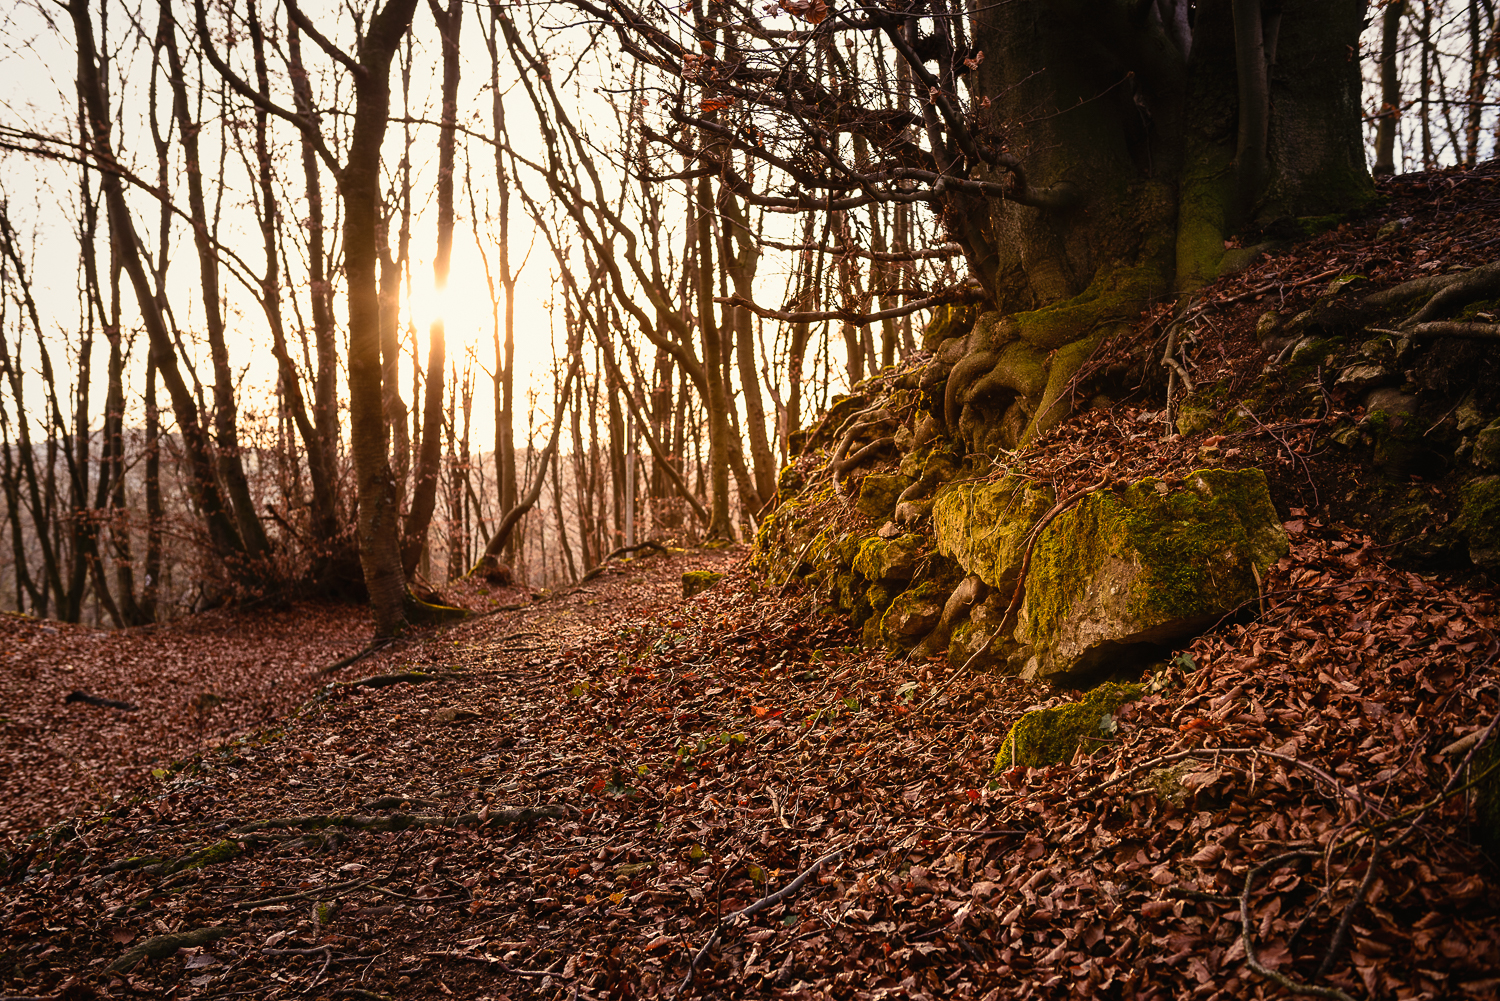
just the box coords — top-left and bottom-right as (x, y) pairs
(3, 535), (1498, 1000)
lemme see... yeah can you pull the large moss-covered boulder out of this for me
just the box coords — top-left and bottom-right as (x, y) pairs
(996, 682), (1142, 769)
(932, 477), (1056, 588)
(1015, 468), (1288, 680)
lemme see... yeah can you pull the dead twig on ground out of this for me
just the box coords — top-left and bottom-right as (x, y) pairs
(674, 848), (846, 997)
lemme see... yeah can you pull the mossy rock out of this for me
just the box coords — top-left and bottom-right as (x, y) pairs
(864, 582), (899, 615)
(995, 682), (1143, 770)
(682, 571), (725, 598)
(932, 477), (1056, 589)
(1175, 397), (1216, 437)
(856, 473), (912, 521)
(853, 534), (924, 582)
(1017, 468), (1288, 680)
(1458, 476), (1500, 572)
(750, 482), (837, 578)
(880, 581), (945, 651)
(1474, 419), (1500, 472)
(948, 618), (1003, 671)
(776, 463), (805, 501)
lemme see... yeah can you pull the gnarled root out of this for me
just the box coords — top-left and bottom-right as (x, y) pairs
(913, 575), (989, 660)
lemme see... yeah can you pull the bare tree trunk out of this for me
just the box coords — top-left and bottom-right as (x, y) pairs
(80, 0), (249, 575)
(720, 186), (776, 508)
(481, 9), (520, 561)
(401, 0), (462, 577)
(159, 0), (268, 561)
(286, 20), (342, 543)
(247, 1), (334, 553)
(1374, 2), (1405, 176)
(693, 174), (733, 539)
(143, 358), (162, 621)
(1420, 2), (1434, 170)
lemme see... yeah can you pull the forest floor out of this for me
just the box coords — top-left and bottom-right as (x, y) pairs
(2, 526), (1498, 1001)
(6, 164), (1500, 1000)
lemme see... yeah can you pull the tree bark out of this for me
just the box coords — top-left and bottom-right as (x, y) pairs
(1373, 2), (1406, 176)
(401, 0), (462, 577)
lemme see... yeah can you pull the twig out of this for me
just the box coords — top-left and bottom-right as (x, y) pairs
(314, 638), (397, 677)
(234, 878), (373, 909)
(1316, 835), (1380, 978)
(778, 535), (821, 597)
(1240, 852), (1355, 1001)
(674, 848), (845, 997)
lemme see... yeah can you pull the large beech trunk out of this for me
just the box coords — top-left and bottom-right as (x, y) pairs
(938, 0), (1373, 455)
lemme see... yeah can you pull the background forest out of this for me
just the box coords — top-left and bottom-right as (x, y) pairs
(0, 0), (1493, 629)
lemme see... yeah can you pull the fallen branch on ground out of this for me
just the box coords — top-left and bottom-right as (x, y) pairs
(230, 805), (575, 837)
(1240, 852), (1354, 1001)
(106, 925), (235, 973)
(674, 848), (845, 997)
(315, 638), (398, 677)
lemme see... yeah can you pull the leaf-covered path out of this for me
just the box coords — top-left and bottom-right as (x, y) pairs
(3, 534), (1499, 1000)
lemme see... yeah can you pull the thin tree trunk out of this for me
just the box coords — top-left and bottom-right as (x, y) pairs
(402, 0), (462, 577)
(1421, 2), (1434, 169)
(247, 1), (333, 551)
(160, 0), (268, 560)
(286, 20), (342, 543)
(1374, 2), (1405, 176)
(77, 0), (248, 574)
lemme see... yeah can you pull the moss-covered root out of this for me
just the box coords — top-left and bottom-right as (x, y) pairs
(1019, 326), (1111, 447)
(404, 593), (471, 625)
(230, 805), (574, 836)
(110, 839), (243, 877)
(995, 682), (1142, 770)
(107, 925), (236, 973)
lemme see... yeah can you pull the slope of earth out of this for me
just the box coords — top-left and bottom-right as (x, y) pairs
(2, 532), (1497, 1000)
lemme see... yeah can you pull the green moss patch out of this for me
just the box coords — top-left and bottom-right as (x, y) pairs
(682, 571), (726, 598)
(853, 534), (924, 582)
(932, 477), (1055, 589)
(1458, 476), (1500, 571)
(995, 682), (1142, 770)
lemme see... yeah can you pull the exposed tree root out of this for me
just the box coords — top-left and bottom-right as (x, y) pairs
(314, 638), (399, 677)
(106, 925), (235, 973)
(1393, 321), (1500, 340)
(580, 540), (670, 582)
(230, 804), (575, 836)
(1403, 259), (1500, 326)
